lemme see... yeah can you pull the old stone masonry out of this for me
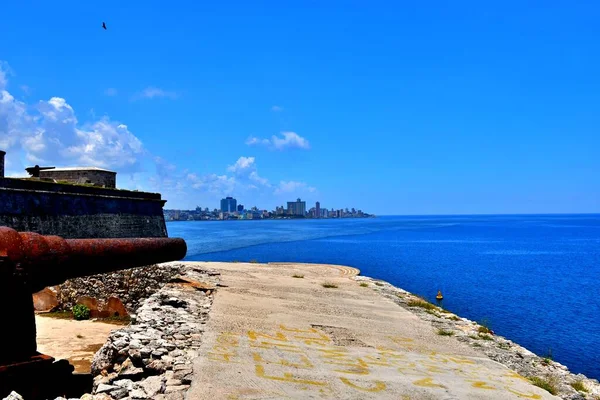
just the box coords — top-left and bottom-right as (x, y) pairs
(85, 263), (219, 400)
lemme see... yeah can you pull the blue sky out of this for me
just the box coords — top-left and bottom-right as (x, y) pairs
(0, 1), (598, 214)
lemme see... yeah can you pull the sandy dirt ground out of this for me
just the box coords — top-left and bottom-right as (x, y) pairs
(35, 315), (118, 373)
(188, 261), (558, 400)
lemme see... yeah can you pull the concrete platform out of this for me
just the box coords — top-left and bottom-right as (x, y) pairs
(189, 262), (558, 399)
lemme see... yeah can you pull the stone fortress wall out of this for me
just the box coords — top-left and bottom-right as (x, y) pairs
(39, 167), (117, 188)
(0, 152), (174, 314)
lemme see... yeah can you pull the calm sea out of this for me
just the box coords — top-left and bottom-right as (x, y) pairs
(167, 214), (600, 379)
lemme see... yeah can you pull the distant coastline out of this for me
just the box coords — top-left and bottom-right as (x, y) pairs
(165, 214), (376, 222)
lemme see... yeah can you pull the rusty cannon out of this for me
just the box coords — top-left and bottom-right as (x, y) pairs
(0, 226), (187, 399)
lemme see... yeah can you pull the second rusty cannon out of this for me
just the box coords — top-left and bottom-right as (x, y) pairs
(0, 227), (187, 399)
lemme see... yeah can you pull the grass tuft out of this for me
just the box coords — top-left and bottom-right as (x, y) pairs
(477, 326), (491, 334)
(249, 259), (259, 264)
(322, 282), (338, 289)
(359, 282), (369, 287)
(375, 282), (384, 286)
(437, 329), (455, 336)
(292, 274), (304, 279)
(407, 299), (437, 311)
(479, 334), (494, 341)
(529, 376), (558, 395)
(570, 380), (588, 393)
(449, 315), (461, 321)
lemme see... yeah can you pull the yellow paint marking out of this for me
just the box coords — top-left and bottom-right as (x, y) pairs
(250, 341), (304, 353)
(208, 352), (240, 363)
(248, 331), (288, 342)
(448, 356), (476, 365)
(505, 387), (542, 399)
(252, 352), (314, 369)
(255, 365), (327, 386)
(470, 381), (496, 390)
(413, 377), (446, 388)
(339, 378), (386, 392)
(504, 371), (530, 382)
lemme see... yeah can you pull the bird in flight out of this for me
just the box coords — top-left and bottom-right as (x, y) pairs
(102, 22), (107, 30)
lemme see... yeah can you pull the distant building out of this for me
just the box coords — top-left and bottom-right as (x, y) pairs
(38, 167), (117, 188)
(287, 198), (306, 216)
(220, 196), (237, 213)
(237, 204), (244, 212)
(315, 201), (321, 219)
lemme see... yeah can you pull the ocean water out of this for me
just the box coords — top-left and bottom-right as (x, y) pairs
(167, 214), (600, 379)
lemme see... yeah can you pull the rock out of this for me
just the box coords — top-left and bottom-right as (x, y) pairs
(77, 296), (99, 312)
(164, 385), (190, 393)
(173, 368), (192, 384)
(117, 358), (144, 379)
(111, 388), (129, 400)
(104, 296), (129, 317)
(145, 359), (167, 374)
(129, 389), (147, 399)
(166, 379), (183, 386)
(93, 372), (117, 387)
(138, 376), (165, 397)
(152, 348), (167, 357)
(91, 395), (112, 400)
(163, 392), (185, 400)
(113, 379), (134, 390)
(80, 394), (94, 400)
(96, 384), (117, 393)
(91, 344), (117, 375)
(3, 392), (24, 400)
(139, 347), (152, 358)
(33, 287), (59, 312)
(113, 338), (129, 350)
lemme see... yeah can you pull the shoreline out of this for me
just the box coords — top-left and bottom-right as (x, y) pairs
(354, 273), (600, 399)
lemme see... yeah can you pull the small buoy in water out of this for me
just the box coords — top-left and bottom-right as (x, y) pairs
(436, 290), (443, 300)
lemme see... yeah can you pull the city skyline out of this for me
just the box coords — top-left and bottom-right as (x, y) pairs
(0, 2), (598, 215)
(164, 196), (372, 221)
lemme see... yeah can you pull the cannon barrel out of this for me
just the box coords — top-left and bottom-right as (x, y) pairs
(0, 227), (187, 291)
(0, 226), (187, 398)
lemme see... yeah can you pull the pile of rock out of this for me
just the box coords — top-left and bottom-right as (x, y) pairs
(86, 263), (219, 400)
(357, 276), (600, 400)
(56, 263), (183, 314)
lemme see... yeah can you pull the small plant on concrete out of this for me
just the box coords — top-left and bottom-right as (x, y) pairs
(437, 329), (454, 336)
(407, 299), (437, 311)
(478, 319), (492, 334)
(570, 380), (588, 393)
(529, 376), (558, 395)
(322, 282), (338, 288)
(292, 274), (304, 278)
(359, 282), (369, 287)
(72, 304), (90, 320)
(249, 259), (259, 263)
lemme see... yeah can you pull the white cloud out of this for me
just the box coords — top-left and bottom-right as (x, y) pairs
(0, 60), (316, 209)
(274, 180), (317, 195)
(104, 88), (118, 96)
(246, 132), (310, 151)
(271, 105), (283, 112)
(134, 87), (178, 100)
(227, 156), (270, 187)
